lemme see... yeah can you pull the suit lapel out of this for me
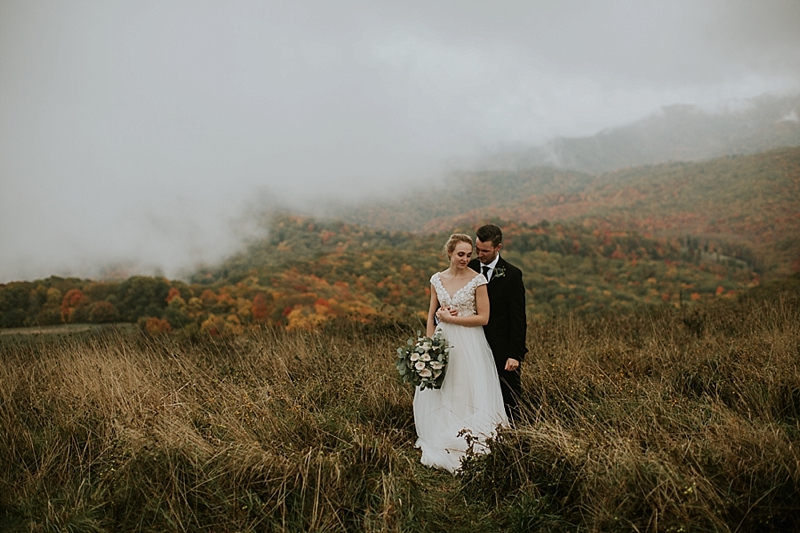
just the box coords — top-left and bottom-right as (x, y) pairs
(488, 257), (507, 284)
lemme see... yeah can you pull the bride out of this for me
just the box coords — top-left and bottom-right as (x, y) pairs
(413, 234), (509, 473)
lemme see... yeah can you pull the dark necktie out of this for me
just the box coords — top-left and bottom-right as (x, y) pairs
(482, 265), (490, 280)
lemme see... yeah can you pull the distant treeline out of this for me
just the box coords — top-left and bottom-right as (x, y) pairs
(1, 215), (758, 333)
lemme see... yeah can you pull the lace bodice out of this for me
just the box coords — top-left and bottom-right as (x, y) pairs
(430, 272), (487, 317)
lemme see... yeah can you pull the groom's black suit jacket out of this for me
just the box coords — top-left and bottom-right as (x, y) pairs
(468, 256), (528, 368)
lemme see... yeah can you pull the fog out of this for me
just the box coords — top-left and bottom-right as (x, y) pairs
(2, 0), (799, 282)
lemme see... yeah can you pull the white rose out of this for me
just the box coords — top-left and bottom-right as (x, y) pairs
(419, 368), (432, 378)
(430, 361), (443, 370)
(414, 361), (426, 371)
(420, 353), (431, 362)
(410, 353), (419, 362)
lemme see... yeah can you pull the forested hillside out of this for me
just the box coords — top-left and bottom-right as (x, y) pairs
(339, 167), (594, 232)
(342, 146), (800, 279)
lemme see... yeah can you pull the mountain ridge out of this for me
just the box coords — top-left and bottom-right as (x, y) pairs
(478, 93), (800, 174)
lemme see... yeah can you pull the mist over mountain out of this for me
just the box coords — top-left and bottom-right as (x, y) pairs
(477, 93), (800, 174)
(3, 146), (797, 330)
(336, 93), (800, 234)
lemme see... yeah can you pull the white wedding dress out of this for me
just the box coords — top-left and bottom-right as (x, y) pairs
(413, 272), (509, 473)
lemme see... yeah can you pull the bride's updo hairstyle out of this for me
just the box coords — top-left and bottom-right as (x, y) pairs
(444, 233), (473, 258)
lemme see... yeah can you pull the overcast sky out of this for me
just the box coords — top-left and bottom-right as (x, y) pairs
(2, 0), (799, 282)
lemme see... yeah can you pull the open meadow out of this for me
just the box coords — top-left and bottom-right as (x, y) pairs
(2, 274), (799, 532)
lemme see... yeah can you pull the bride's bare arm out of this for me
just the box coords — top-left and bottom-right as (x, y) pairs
(436, 284), (489, 327)
(427, 285), (440, 337)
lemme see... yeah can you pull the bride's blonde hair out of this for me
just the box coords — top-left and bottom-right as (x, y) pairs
(443, 233), (473, 258)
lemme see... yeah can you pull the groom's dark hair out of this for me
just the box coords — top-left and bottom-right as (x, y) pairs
(476, 224), (503, 247)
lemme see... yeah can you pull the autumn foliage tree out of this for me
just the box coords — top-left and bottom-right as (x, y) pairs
(89, 301), (118, 323)
(250, 293), (270, 323)
(60, 289), (85, 323)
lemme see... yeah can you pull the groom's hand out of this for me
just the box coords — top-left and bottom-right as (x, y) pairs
(436, 306), (457, 322)
(504, 358), (520, 371)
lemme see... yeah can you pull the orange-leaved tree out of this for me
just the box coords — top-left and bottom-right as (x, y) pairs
(60, 289), (85, 323)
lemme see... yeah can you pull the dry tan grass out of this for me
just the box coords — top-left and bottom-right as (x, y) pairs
(459, 278), (800, 532)
(1, 277), (799, 532)
(1, 326), (422, 532)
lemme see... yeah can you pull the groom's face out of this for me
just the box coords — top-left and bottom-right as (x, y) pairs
(476, 238), (501, 264)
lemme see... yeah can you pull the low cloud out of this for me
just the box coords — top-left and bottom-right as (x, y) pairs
(1, 0), (799, 282)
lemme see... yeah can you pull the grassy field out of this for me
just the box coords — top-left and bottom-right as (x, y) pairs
(1, 275), (799, 532)
(0, 323), (137, 337)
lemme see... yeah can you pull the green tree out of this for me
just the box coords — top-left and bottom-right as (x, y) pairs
(116, 277), (171, 322)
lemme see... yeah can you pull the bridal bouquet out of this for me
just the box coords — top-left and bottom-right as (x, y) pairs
(396, 333), (450, 390)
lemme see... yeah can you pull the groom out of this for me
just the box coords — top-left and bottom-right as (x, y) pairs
(468, 224), (528, 422)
